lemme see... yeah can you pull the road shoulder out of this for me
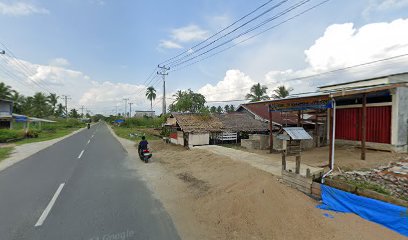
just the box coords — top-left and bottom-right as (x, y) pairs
(0, 127), (86, 173)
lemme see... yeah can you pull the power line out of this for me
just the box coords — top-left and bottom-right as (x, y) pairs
(166, 0), (291, 67)
(170, 0), (331, 73)
(0, 42), (56, 94)
(159, 0), (277, 65)
(168, 0), (313, 69)
(188, 53), (408, 100)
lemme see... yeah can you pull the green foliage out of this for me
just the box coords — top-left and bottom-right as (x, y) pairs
(0, 129), (25, 142)
(118, 117), (165, 128)
(346, 179), (391, 195)
(146, 86), (157, 111)
(272, 85), (293, 99)
(246, 83), (270, 102)
(169, 89), (206, 113)
(0, 147), (14, 161)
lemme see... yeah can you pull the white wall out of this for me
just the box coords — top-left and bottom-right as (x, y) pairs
(188, 133), (210, 147)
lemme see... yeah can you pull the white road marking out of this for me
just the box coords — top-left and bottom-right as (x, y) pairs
(91, 134), (94, 139)
(87, 139), (91, 145)
(34, 183), (65, 227)
(78, 150), (85, 159)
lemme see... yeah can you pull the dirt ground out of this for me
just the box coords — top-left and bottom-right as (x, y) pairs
(228, 144), (406, 171)
(115, 133), (406, 239)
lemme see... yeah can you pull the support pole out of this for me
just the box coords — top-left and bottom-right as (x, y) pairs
(295, 155), (301, 174)
(361, 94), (367, 160)
(315, 114), (320, 147)
(328, 108), (333, 167)
(269, 105), (274, 153)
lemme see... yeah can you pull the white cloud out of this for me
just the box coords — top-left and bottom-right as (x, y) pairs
(49, 58), (70, 67)
(305, 19), (408, 71)
(158, 40), (183, 49)
(197, 18), (408, 101)
(198, 69), (255, 101)
(0, 56), (154, 115)
(170, 24), (209, 43)
(364, 0), (408, 17)
(0, 2), (49, 16)
(158, 24), (209, 50)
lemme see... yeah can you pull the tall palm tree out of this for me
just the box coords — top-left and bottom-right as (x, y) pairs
(145, 86), (156, 111)
(0, 82), (13, 100)
(11, 91), (25, 114)
(47, 93), (59, 114)
(245, 83), (270, 102)
(272, 85), (293, 99)
(32, 92), (49, 117)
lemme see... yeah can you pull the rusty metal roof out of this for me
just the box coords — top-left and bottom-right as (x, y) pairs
(282, 127), (312, 140)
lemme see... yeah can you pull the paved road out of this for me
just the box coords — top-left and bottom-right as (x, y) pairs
(0, 123), (180, 240)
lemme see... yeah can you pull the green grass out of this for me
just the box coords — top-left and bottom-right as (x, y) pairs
(346, 179), (391, 195)
(0, 147), (14, 162)
(112, 126), (160, 142)
(15, 127), (80, 145)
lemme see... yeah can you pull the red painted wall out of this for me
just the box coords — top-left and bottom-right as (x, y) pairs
(335, 106), (391, 144)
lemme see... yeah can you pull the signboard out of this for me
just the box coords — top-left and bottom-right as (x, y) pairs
(269, 99), (332, 112)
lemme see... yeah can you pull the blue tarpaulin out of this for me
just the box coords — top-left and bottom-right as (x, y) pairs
(318, 185), (408, 237)
(114, 119), (125, 123)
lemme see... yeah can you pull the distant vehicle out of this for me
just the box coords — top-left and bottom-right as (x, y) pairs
(87, 123), (90, 129)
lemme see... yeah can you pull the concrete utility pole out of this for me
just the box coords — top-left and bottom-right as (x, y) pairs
(80, 105), (85, 117)
(62, 95), (71, 118)
(157, 65), (170, 115)
(129, 102), (133, 118)
(123, 98), (129, 118)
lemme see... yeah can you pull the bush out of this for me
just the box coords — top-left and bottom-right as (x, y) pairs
(121, 117), (165, 128)
(25, 129), (40, 138)
(0, 129), (25, 142)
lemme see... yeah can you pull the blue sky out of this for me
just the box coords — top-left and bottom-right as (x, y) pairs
(1, 0), (408, 115)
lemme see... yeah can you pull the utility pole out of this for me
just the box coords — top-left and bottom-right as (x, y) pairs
(129, 102), (133, 118)
(123, 98), (129, 118)
(80, 105), (85, 117)
(61, 95), (71, 118)
(157, 65), (170, 115)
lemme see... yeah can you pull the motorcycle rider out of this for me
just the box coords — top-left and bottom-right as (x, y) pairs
(138, 136), (149, 157)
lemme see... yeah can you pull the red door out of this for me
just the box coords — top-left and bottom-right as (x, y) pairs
(335, 106), (391, 144)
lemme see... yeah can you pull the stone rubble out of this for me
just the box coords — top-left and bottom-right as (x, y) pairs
(331, 157), (408, 201)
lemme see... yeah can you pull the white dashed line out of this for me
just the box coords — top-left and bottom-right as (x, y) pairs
(34, 183), (65, 227)
(87, 139), (91, 145)
(78, 150), (85, 159)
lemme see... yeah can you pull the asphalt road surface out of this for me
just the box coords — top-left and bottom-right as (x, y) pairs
(0, 123), (180, 240)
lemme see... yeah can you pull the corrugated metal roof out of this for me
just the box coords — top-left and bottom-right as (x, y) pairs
(283, 127), (312, 140)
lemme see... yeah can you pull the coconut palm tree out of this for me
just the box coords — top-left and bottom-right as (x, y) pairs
(145, 86), (156, 111)
(245, 83), (270, 102)
(0, 82), (13, 100)
(47, 93), (59, 114)
(11, 91), (25, 114)
(272, 85), (293, 99)
(32, 92), (49, 117)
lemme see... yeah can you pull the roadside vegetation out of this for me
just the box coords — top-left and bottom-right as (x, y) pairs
(106, 115), (165, 142)
(0, 119), (85, 145)
(0, 147), (14, 162)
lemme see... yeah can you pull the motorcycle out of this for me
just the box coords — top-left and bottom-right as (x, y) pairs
(87, 123), (90, 129)
(139, 148), (152, 163)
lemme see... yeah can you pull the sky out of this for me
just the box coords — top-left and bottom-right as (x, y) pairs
(0, 0), (408, 115)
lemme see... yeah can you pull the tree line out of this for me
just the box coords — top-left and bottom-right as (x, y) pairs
(145, 83), (293, 114)
(0, 82), (86, 118)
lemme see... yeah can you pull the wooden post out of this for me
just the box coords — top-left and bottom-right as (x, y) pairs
(328, 108), (333, 167)
(295, 155), (301, 174)
(269, 105), (274, 153)
(315, 114), (319, 147)
(306, 168), (311, 178)
(297, 110), (301, 127)
(282, 152), (286, 170)
(361, 94), (367, 160)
